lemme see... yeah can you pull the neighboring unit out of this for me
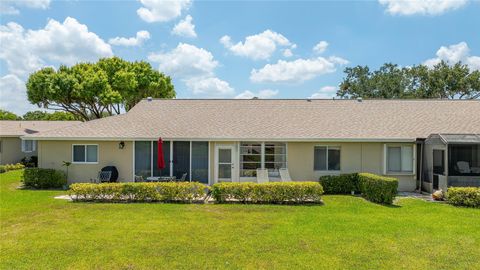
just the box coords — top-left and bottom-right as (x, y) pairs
(22, 99), (480, 192)
(0, 121), (81, 165)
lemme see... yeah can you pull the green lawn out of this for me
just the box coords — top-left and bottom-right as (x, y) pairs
(1, 170), (479, 270)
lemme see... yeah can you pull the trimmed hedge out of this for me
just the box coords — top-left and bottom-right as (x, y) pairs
(446, 187), (480, 208)
(319, 173), (359, 194)
(358, 173), (398, 204)
(0, 163), (25, 173)
(68, 182), (209, 203)
(23, 168), (66, 189)
(211, 182), (324, 204)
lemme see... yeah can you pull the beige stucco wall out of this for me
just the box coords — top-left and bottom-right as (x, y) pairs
(0, 137), (37, 165)
(287, 142), (416, 191)
(38, 140), (133, 183)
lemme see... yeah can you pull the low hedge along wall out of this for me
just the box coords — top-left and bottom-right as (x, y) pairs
(211, 182), (324, 204)
(69, 182), (209, 203)
(446, 187), (480, 208)
(23, 168), (66, 189)
(358, 173), (398, 204)
(0, 163), (25, 173)
(319, 173), (359, 194)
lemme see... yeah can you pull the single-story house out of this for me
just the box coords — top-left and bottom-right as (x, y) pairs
(0, 120), (81, 165)
(23, 99), (480, 192)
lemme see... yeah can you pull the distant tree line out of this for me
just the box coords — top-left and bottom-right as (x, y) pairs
(0, 109), (78, 121)
(338, 61), (480, 99)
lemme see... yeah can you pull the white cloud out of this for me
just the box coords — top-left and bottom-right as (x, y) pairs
(148, 43), (218, 78)
(109, 30), (150, 47)
(185, 77), (234, 97)
(379, 0), (468, 16)
(0, 17), (113, 78)
(250, 56), (348, 83)
(137, 0), (191, 23)
(424, 42), (480, 70)
(149, 43), (234, 97)
(235, 89), (279, 99)
(171, 15), (197, 38)
(0, 74), (38, 114)
(313, 41), (328, 54)
(220, 30), (294, 60)
(283, 49), (293, 57)
(1, 0), (51, 15)
(309, 86), (338, 99)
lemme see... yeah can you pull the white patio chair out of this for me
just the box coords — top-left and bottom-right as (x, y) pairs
(457, 161), (471, 174)
(256, 169), (269, 183)
(97, 171), (112, 183)
(134, 175), (144, 182)
(279, 168), (292, 182)
(179, 172), (188, 182)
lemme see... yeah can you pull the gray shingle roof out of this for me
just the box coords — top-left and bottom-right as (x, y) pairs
(24, 99), (480, 141)
(0, 121), (82, 136)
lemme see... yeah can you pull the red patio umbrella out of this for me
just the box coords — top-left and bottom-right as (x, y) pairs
(157, 138), (166, 169)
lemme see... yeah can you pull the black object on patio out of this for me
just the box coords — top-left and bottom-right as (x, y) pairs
(101, 166), (119, 182)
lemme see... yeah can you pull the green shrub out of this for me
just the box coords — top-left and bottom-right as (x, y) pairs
(23, 168), (66, 189)
(0, 163), (25, 173)
(319, 173), (359, 194)
(358, 173), (398, 204)
(446, 187), (480, 207)
(211, 182), (324, 204)
(68, 182), (209, 203)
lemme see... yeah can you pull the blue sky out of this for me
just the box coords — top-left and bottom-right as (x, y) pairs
(1, 0), (479, 114)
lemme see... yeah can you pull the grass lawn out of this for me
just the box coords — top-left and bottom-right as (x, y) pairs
(1, 170), (479, 270)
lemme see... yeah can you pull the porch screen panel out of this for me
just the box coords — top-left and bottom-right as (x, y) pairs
(135, 141), (151, 178)
(264, 142), (286, 177)
(173, 141), (190, 179)
(153, 141), (170, 177)
(240, 142), (262, 177)
(448, 144), (480, 176)
(191, 141), (208, 183)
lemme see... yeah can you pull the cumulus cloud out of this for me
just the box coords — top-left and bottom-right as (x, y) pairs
(0, 17), (113, 78)
(0, 0), (51, 15)
(0, 74), (38, 114)
(235, 89), (279, 99)
(220, 30), (295, 60)
(313, 41), (328, 54)
(424, 42), (480, 70)
(378, 0), (468, 16)
(149, 43), (234, 97)
(137, 0), (191, 23)
(282, 49), (293, 57)
(309, 86), (338, 99)
(185, 77), (234, 97)
(250, 56), (348, 83)
(171, 15), (197, 38)
(109, 30), (150, 46)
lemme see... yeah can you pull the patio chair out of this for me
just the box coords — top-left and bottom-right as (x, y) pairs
(134, 175), (144, 182)
(96, 171), (112, 183)
(179, 173), (188, 182)
(279, 168), (292, 182)
(256, 169), (269, 184)
(456, 161), (471, 174)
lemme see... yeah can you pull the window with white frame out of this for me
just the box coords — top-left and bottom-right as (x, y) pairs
(386, 145), (413, 173)
(21, 140), (36, 153)
(314, 146), (341, 171)
(240, 142), (287, 177)
(72, 145), (98, 163)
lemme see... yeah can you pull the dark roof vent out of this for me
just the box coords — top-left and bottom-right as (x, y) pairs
(306, 99), (312, 102)
(252, 97), (259, 99)
(147, 97), (153, 102)
(357, 97), (363, 102)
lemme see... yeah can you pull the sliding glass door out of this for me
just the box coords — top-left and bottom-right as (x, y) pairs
(172, 141), (190, 179)
(191, 142), (209, 183)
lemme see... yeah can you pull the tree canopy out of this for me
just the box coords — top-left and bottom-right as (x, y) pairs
(26, 57), (175, 121)
(0, 109), (21, 120)
(338, 61), (480, 99)
(22, 111), (78, 121)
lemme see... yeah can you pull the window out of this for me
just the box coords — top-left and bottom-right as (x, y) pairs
(448, 144), (480, 176)
(72, 145), (98, 163)
(386, 145), (413, 173)
(314, 146), (340, 171)
(22, 140), (36, 153)
(240, 142), (287, 177)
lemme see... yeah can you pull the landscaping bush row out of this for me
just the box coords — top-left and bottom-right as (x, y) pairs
(0, 163), (25, 173)
(211, 182), (324, 204)
(69, 182), (208, 203)
(446, 187), (480, 208)
(23, 168), (67, 189)
(319, 173), (359, 194)
(358, 173), (398, 204)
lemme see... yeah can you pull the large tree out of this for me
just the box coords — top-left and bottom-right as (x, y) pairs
(22, 111), (78, 121)
(338, 61), (480, 99)
(26, 57), (175, 121)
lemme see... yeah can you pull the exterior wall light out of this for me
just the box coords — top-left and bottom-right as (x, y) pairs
(119, 141), (125, 149)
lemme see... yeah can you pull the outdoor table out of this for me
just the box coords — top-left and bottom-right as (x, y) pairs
(145, 176), (176, 182)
